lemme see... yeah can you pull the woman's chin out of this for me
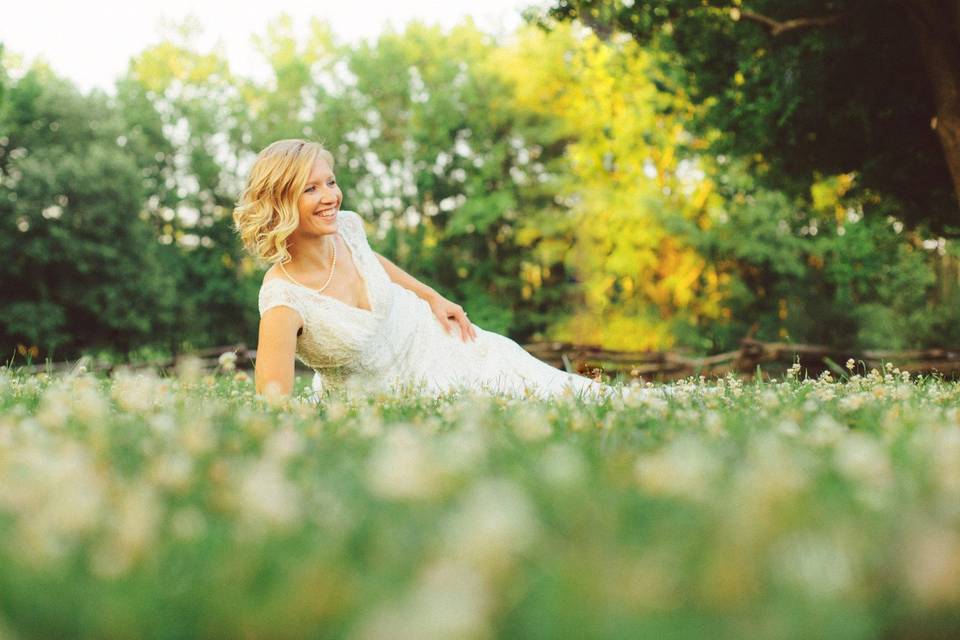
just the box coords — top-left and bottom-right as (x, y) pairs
(308, 216), (337, 232)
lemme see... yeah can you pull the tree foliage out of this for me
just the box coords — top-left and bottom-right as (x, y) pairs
(1, 14), (958, 360)
(534, 0), (960, 232)
(0, 68), (175, 358)
(493, 24), (725, 349)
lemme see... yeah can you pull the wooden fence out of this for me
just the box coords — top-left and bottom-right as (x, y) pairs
(523, 339), (960, 380)
(14, 339), (960, 381)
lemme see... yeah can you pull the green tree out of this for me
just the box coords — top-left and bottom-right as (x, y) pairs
(534, 0), (960, 232)
(494, 24), (726, 350)
(0, 66), (176, 358)
(321, 20), (575, 337)
(119, 19), (262, 351)
(676, 154), (960, 351)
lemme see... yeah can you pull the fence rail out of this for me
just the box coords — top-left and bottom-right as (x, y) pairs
(524, 339), (960, 380)
(11, 339), (960, 380)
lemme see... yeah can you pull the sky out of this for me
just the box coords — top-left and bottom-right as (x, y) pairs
(1, 0), (537, 94)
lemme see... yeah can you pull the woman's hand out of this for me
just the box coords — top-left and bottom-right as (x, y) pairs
(428, 294), (477, 342)
(376, 253), (476, 342)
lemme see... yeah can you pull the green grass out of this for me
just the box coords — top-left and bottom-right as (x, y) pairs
(0, 364), (959, 639)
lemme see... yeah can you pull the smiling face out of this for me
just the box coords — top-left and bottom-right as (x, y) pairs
(295, 155), (342, 237)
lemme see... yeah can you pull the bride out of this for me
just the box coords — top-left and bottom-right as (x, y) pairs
(232, 139), (634, 402)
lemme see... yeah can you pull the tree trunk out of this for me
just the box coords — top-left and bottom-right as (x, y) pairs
(905, 0), (960, 212)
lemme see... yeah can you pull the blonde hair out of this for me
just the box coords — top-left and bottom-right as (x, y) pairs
(232, 139), (335, 264)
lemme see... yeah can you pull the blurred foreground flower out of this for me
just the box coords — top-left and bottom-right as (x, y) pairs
(218, 351), (238, 372)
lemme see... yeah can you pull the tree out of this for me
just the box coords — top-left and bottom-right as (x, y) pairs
(119, 19), (263, 351)
(313, 20), (577, 337)
(534, 0), (960, 232)
(0, 67), (176, 358)
(493, 24), (725, 349)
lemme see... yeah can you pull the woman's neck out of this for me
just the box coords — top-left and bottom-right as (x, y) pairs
(287, 233), (337, 272)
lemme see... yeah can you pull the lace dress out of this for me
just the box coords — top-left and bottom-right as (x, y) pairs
(258, 210), (625, 401)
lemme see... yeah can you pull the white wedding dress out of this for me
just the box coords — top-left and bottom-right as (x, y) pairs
(258, 210), (630, 402)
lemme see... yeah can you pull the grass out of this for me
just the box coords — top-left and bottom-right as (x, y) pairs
(0, 363), (958, 639)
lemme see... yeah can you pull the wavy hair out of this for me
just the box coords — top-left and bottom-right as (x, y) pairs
(232, 139), (335, 264)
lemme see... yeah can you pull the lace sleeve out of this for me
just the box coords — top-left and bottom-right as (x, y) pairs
(258, 280), (305, 322)
(342, 210), (373, 250)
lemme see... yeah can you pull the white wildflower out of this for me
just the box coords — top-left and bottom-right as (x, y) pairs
(901, 520), (960, 606)
(325, 399), (349, 421)
(170, 506), (207, 541)
(771, 531), (856, 599)
(776, 419), (802, 437)
(634, 436), (720, 502)
(759, 389), (779, 409)
(111, 370), (161, 413)
(511, 405), (553, 441)
(149, 453), (194, 492)
(354, 560), (492, 640)
(613, 548), (683, 612)
(929, 426), (960, 498)
(69, 375), (108, 423)
(148, 412), (177, 438)
(728, 433), (814, 541)
(704, 411), (727, 437)
(834, 431), (891, 488)
(807, 414), (847, 447)
(352, 407), (385, 439)
(92, 481), (162, 578)
(367, 425), (450, 501)
(442, 478), (539, 576)
(35, 384), (72, 429)
(180, 415), (216, 455)
(838, 393), (866, 412)
(540, 443), (587, 488)
(438, 426), (489, 475)
(264, 426), (305, 462)
(2, 443), (107, 566)
(833, 431), (892, 509)
(217, 351), (238, 372)
(175, 355), (204, 384)
(238, 459), (303, 534)
(114, 482), (162, 557)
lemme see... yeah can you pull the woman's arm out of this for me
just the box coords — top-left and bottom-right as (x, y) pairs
(254, 306), (302, 397)
(376, 252), (477, 342)
(376, 253), (440, 302)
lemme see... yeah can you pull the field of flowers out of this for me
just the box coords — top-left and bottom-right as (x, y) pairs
(1, 362), (959, 639)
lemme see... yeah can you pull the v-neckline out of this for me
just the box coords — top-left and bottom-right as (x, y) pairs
(275, 233), (374, 315)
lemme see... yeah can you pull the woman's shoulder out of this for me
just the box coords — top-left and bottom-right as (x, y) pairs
(258, 268), (303, 314)
(260, 265), (289, 290)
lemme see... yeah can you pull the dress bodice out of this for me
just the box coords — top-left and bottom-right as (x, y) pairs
(258, 210), (427, 393)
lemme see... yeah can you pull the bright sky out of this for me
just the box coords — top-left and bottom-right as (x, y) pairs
(1, 0), (538, 94)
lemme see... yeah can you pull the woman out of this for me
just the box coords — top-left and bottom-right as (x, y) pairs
(232, 139), (627, 401)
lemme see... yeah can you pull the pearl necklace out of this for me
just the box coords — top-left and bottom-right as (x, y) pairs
(279, 235), (338, 294)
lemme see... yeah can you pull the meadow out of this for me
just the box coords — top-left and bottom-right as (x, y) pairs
(0, 363), (959, 639)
